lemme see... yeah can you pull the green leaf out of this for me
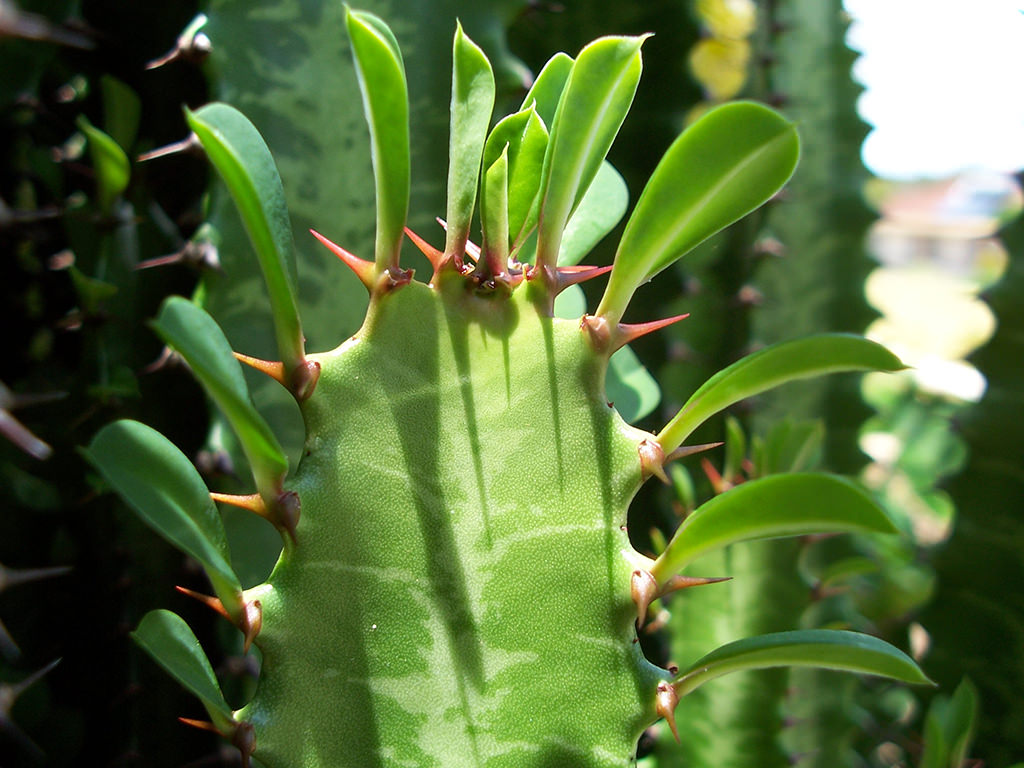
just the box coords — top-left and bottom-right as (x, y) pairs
(100, 75), (140, 153)
(132, 610), (235, 730)
(518, 160), (629, 267)
(520, 52), (573, 126)
(76, 115), (130, 215)
(345, 7), (409, 271)
(606, 344), (660, 423)
(921, 678), (979, 768)
(84, 420), (242, 617)
(185, 103), (305, 372)
(722, 414), (746, 482)
(535, 35), (645, 269)
(556, 160), (628, 266)
(483, 108), (549, 253)
(480, 147), (510, 267)
(673, 629), (934, 696)
(151, 297), (288, 498)
(651, 473), (897, 582)
(657, 334), (904, 454)
(444, 22), (494, 261)
(597, 101), (799, 323)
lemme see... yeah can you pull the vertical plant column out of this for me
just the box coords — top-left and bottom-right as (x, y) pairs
(922, 192), (1024, 766)
(750, 0), (876, 470)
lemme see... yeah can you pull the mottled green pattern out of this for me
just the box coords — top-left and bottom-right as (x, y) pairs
(201, 1), (526, 357)
(241, 281), (665, 767)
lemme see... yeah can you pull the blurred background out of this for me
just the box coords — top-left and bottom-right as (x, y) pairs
(1, 0), (1022, 766)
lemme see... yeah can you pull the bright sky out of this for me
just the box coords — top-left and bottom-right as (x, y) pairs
(844, 0), (1024, 179)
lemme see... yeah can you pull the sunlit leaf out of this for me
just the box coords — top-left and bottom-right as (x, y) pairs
(652, 473), (897, 582)
(520, 52), (573, 126)
(151, 297), (288, 497)
(480, 148), (509, 267)
(673, 629), (934, 696)
(658, 334), (903, 454)
(483, 107), (548, 252)
(186, 103), (305, 371)
(444, 22), (494, 261)
(345, 7), (409, 270)
(535, 35), (645, 269)
(598, 101), (799, 323)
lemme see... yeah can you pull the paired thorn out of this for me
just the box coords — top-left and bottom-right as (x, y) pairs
(631, 570), (659, 628)
(145, 18), (211, 70)
(403, 227), (447, 275)
(135, 240), (220, 271)
(581, 313), (689, 355)
(310, 229), (375, 291)
(656, 681), (680, 742)
(234, 353), (320, 403)
(136, 135), (200, 163)
(632, 569), (731, 630)
(666, 442), (723, 463)
(211, 490), (300, 542)
(175, 587), (263, 653)
(639, 440), (670, 484)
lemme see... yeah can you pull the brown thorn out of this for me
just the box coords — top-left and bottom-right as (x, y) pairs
(658, 575), (732, 598)
(175, 586), (231, 619)
(233, 721), (256, 768)
(146, 28), (211, 70)
(310, 229), (374, 290)
(137, 135), (200, 163)
(403, 226), (446, 273)
(631, 569), (658, 628)
(210, 492), (267, 515)
(613, 314), (689, 351)
(656, 681), (680, 742)
(178, 717), (223, 735)
(274, 490), (301, 543)
(289, 359), (320, 403)
(665, 442), (724, 463)
(242, 600), (262, 654)
(233, 353), (286, 386)
(552, 264), (613, 293)
(639, 439), (670, 484)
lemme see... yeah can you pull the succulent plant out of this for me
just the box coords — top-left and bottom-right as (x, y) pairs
(84, 11), (930, 767)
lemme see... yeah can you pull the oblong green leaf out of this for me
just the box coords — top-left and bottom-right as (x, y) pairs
(597, 101), (799, 323)
(480, 147), (510, 267)
(535, 35), (645, 269)
(132, 610), (235, 729)
(673, 629), (934, 696)
(657, 334), (904, 454)
(483, 108), (549, 253)
(520, 52), (573, 126)
(152, 297), (288, 498)
(605, 344), (660, 423)
(444, 22), (494, 261)
(76, 115), (130, 216)
(346, 7), (409, 270)
(651, 473), (897, 582)
(185, 103), (304, 372)
(517, 160), (629, 267)
(84, 420), (241, 614)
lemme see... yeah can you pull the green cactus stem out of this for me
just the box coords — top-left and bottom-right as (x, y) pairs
(84, 13), (931, 767)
